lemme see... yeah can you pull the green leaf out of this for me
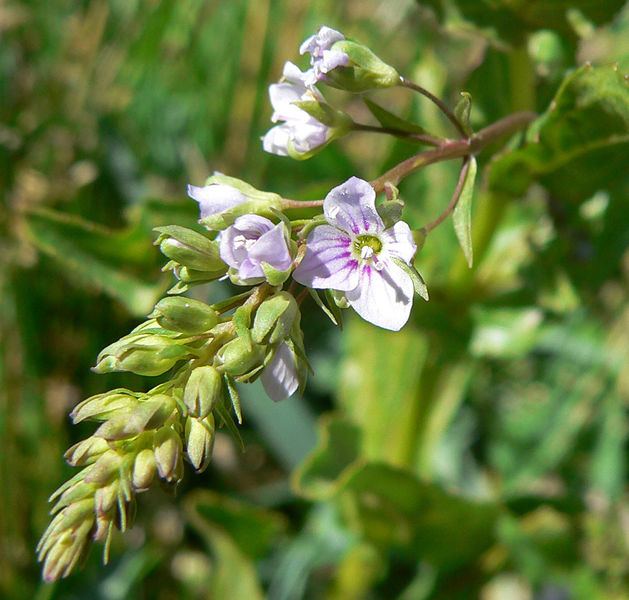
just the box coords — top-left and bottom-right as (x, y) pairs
(452, 156), (478, 268)
(363, 98), (429, 137)
(390, 258), (429, 301)
(488, 64), (629, 201)
(421, 0), (627, 46)
(23, 208), (165, 316)
(293, 417), (497, 570)
(184, 490), (286, 600)
(454, 92), (473, 136)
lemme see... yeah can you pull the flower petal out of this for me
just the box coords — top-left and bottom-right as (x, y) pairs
(345, 260), (414, 331)
(263, 125), (290, 156)
(219, 215), (274, 268)
(187, 184), (247, 219)
(324, 176), (384, 236)
(299, 26), (345, 57)
(380, 221), (417, 264)
(261, 342), (299, 401)
(292, 225), (360, 291)
(249, 223), (293, 272)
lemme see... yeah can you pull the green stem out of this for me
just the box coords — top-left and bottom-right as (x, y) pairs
(352, 122), (442, 146)
(424, 157), (470, 233)
(399, 76), (467, 137)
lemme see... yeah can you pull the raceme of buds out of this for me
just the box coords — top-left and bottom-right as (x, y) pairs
(219, 215), (294, 285)
(151, 296), (218, 334)
(300, 26), (399, 92)
(263, 61), (352, 159)
(189, 173), (284, 231)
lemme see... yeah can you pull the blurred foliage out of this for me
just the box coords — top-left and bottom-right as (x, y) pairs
(1, 0), (629, 599)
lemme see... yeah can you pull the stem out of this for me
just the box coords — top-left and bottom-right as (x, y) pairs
(424, 158), (470, 233)
(281, 198), (324, 209)
(400, 76), (467, 138)
(353, 122), (442, 146)
(370, 111), (535, 193)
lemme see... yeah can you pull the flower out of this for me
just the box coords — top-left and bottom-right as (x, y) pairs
(261, 341), (299, 401)
(219, 214), (293, 284)
(299, 25), (399, 92)
(187, 181), (247, 220)
(299, 26), (349, 86)
(292, 177), (417, 331)
(263, 62), (342, 158)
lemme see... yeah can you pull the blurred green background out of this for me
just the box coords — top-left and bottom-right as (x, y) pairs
(2, 1), (629, 598)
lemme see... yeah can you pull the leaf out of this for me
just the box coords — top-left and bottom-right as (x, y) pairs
(363, 98), (429, 136)
(421, 0), (627, 46)
(23, 208), (165, 316)
(454, 92), (473, 136)
(184, 490), (286, 600)
(292, 417), (497, 571)
(338, 319), (429, 464)
(452, 156), (478, 268)
(488, 65), (629, 201)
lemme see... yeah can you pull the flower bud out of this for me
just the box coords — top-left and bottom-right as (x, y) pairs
(252, 292), (299, 345)
(153, 427), (182, 482)
(183, 365), (222, 418)
(132, 448), (156, 490)
(185, 414), (215, 472)
(155, 225), (227, 276)
(84, 451), (123, 485)
(71, 391), (138, 424)
(95, 394), (176, 441)
(152, 296), (218, 334)
(190, 173), (284, 231)
(93, 334), (192, 376)
(94, 481), (119, 516)
(216, 337), (266, 376)
(65, 437), (111, 467)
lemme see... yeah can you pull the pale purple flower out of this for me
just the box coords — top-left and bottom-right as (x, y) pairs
(187, 182), (247, 219)
(263, 62), (330, 157)
(293, 177), (417, 331)
(299, 26), (349, 86)
(261, 341), (299, 401)
(219, 214), (292, 283)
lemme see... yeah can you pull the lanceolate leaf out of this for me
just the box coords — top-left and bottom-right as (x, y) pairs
(488, 64), (629, 200)
(23, 208), (166, 316)
(363, 98), (429, 137)
(453, 156), (478, 268)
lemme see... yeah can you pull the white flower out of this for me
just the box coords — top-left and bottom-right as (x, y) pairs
(187, 181), (247, 220)
(299, 26), (349, 86)
(263, 62), (330, 157)
(261, 341), (299, 401)
(292, 177), (417, 331)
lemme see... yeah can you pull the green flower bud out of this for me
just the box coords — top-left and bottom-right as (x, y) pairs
(152, 296), (218, 333)
(83, 451), (122, 485)
(216, 337), (266, 376)
(252, 292), (299, 345)
(94, 394), (176, 441)
(153, 427), (182, 482)
(195, 173), (285, 231)
(71, 390), (138, 424)
(326, 40), (399, 92)
(183, 365), (222, 418)
(65, 437), (111, 467)
(155, 225), (227, 276)
(54, 481), (98, 511)
(94, 480), (119, 516)
(185, 414), (215, 472)
(132, 448), (156, 490)
(94, 334), (192, 376)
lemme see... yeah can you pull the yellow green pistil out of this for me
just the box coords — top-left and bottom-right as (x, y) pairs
(353, 235), (382, 263)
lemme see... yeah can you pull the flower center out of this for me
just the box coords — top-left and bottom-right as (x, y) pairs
(354, 235), (383, 269)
